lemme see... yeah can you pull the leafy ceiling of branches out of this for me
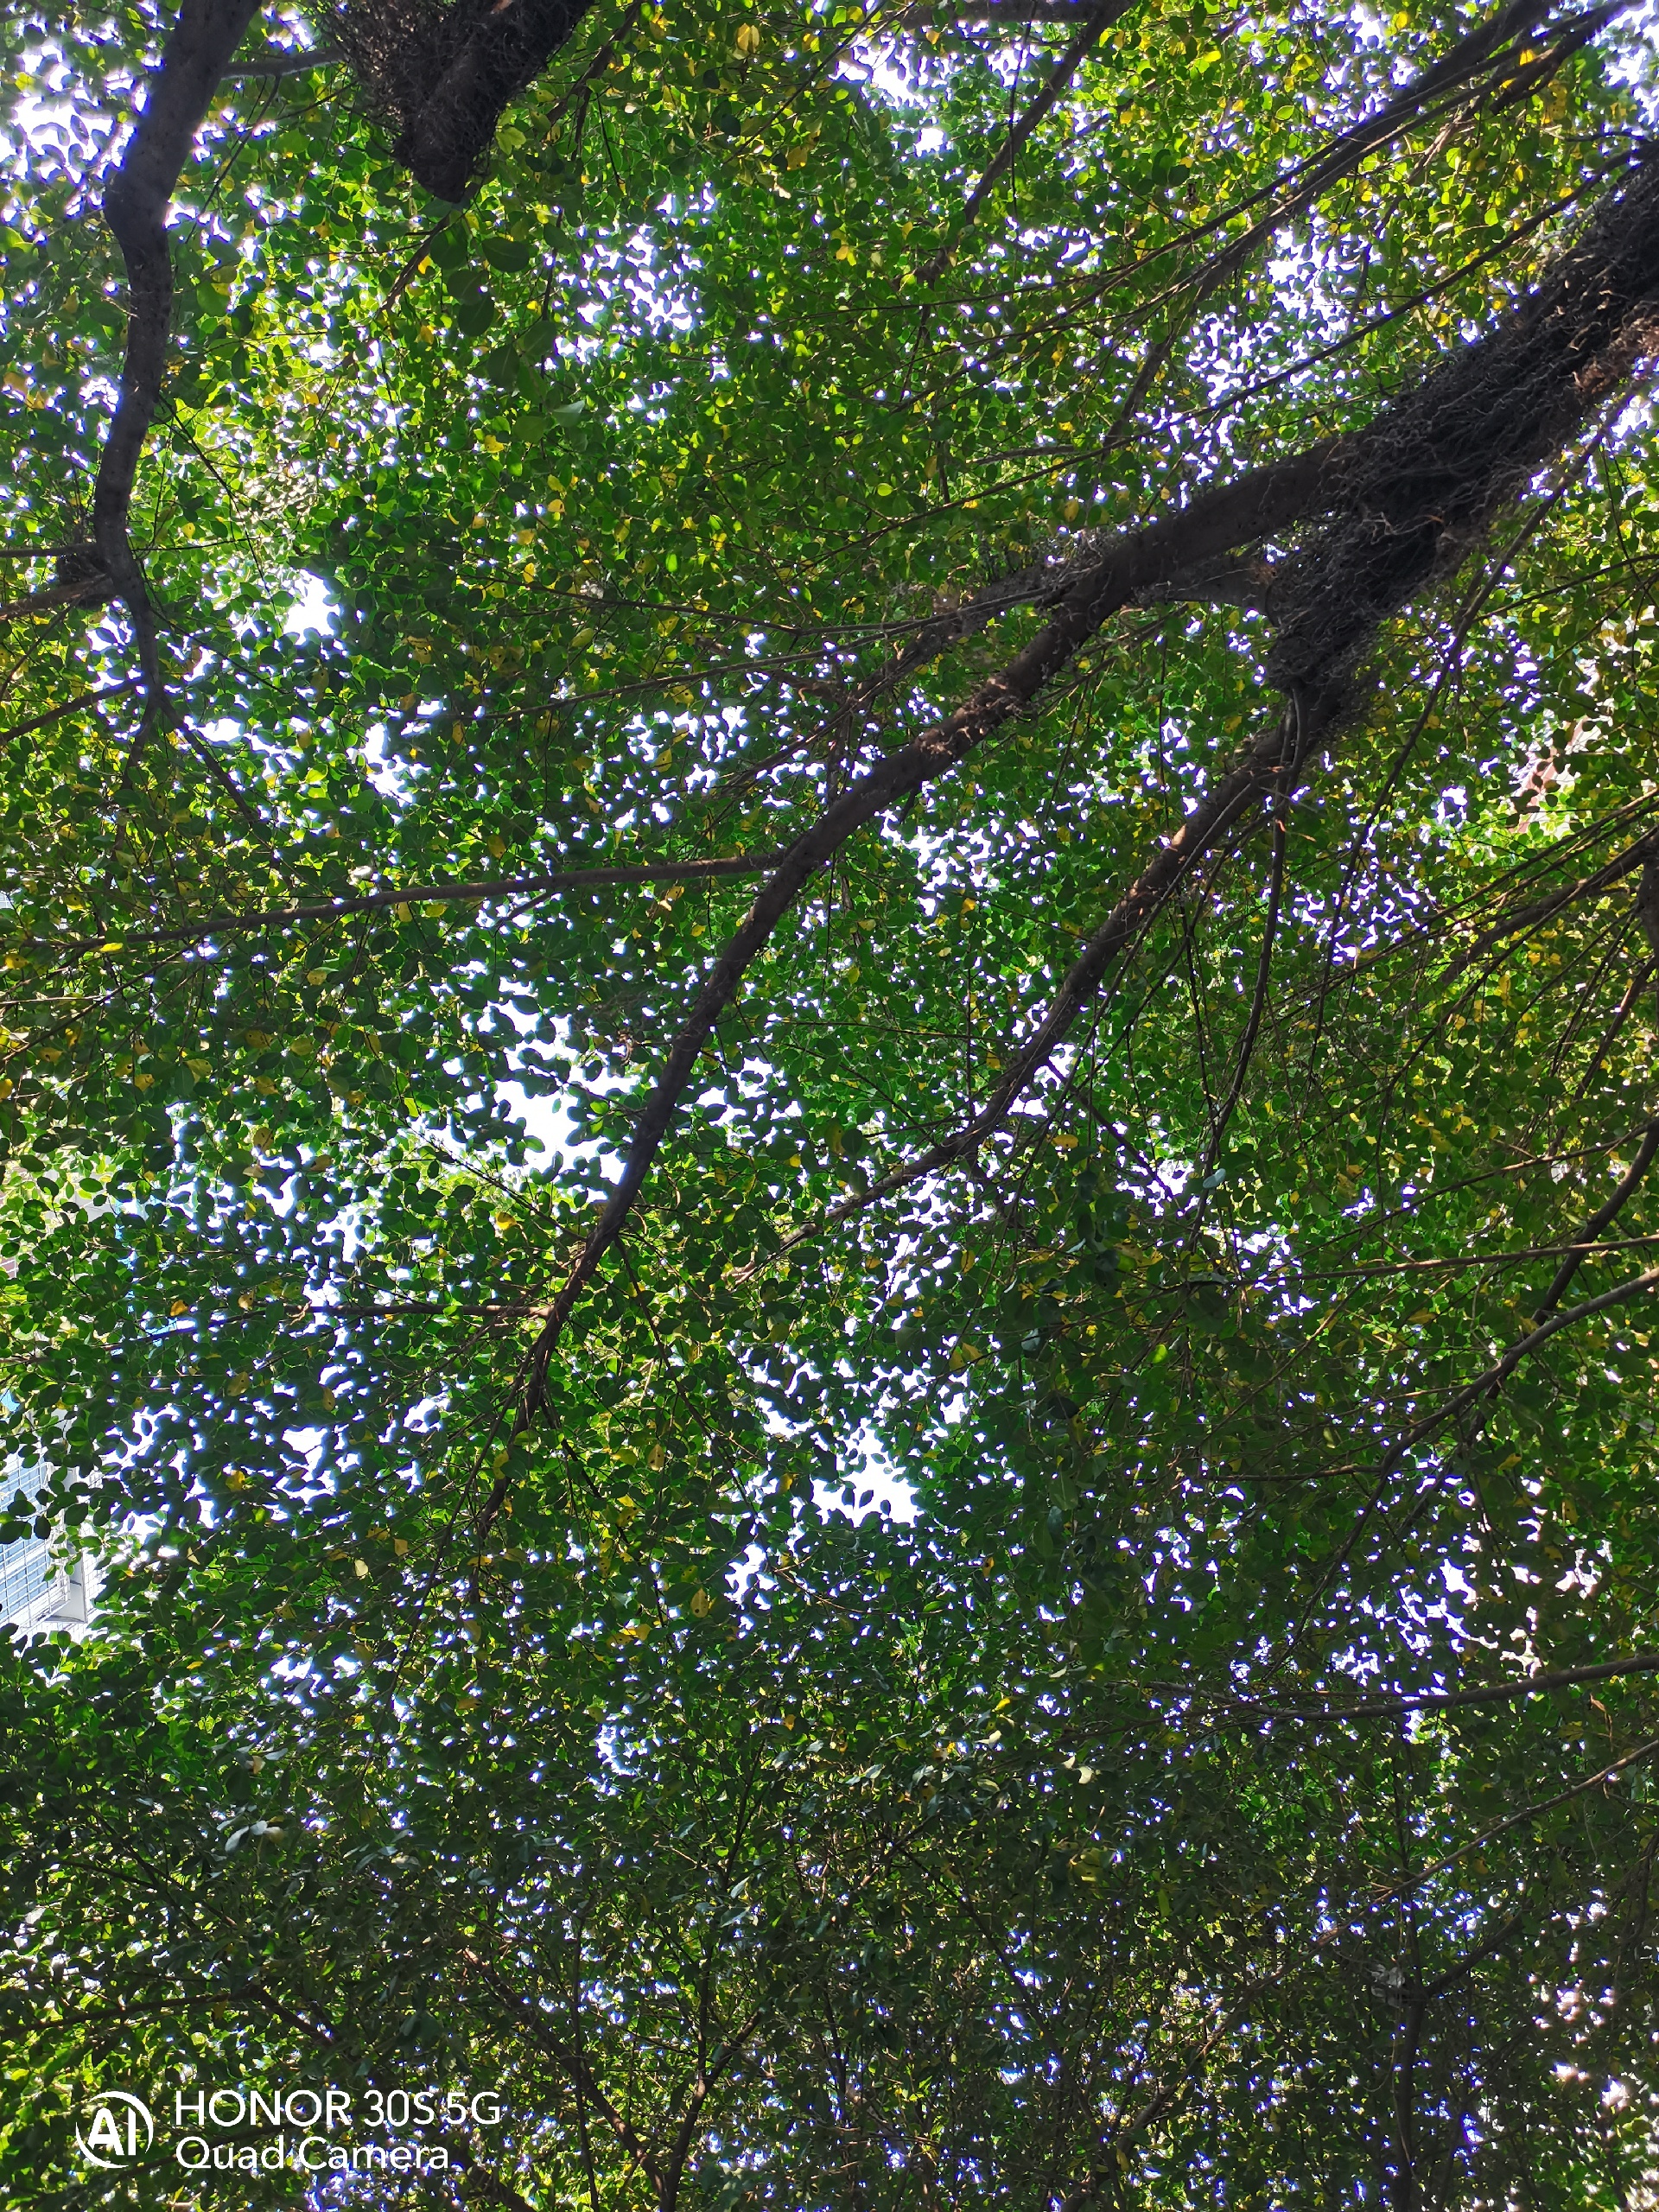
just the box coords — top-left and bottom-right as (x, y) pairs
(4, 0), (1659, 2205)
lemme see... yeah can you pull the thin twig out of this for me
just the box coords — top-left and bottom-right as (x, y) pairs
(51, 850), (790, 954)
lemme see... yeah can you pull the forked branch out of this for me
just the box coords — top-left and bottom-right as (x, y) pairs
(482, 140), (1659, 1496)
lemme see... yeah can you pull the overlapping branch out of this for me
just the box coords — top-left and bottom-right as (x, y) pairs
(493, 144), (1659, 1452)
(1036, 0), (1626, 417)
(507, 440), (1350, 1427)
(95, 0), (263, 702)
(749, 166), (1659, 1278)
(1185, 0), (1624, 314)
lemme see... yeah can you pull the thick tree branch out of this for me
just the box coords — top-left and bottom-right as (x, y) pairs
(331, 0), (606, 203)
(501, 439), (1351, 1435)
(0, 575), (118, 627)
(1384, 1265), (1659, 1487)
(760, 152), (1659, 1269)
(97, 0), (262, 701)
(484, 144), (1659, 1487)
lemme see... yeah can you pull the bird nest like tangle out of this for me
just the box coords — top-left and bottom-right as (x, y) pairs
(315, 0), (595, 202)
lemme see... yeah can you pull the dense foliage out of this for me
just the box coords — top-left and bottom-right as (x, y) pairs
(6, 0), (1659, 2203)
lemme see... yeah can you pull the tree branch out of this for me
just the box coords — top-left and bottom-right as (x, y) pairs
(335, 0), (607, 204)
(918, 0), (1135, 278)
(1, 681), (140, 751)
(460, 1946), (668, 2197)
(1210, 1648), (1659, 1723)
(55, 850), (788, 955)
(483, 141), (1659, 1484)
(1534, 1110), (1659, 1318)
(741, 150), (1659, 1276)
(1452, 825), (1659, 971)
(96, 0), (262, 704)
(221, 43), (343, 79)
(498, 438), (1351, 1442)
(0, 575), (118, 627)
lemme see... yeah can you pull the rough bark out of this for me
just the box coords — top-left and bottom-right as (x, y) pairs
(96, 0), (262, 688)
(328, 0), (602, 201)
(494, 143), (1659, 1446)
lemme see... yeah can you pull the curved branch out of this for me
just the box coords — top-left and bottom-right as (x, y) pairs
(96, 0), (262, 697)
(504, 442), (1351, 1432)
(480, 143), (1659, 1492)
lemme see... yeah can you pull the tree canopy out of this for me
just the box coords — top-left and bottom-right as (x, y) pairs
(7, 0), (1659, 2203)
